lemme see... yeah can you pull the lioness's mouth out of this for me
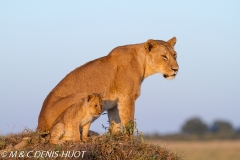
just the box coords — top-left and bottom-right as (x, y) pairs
(163, 74), (176, 79)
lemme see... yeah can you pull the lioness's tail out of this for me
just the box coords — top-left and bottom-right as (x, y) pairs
(0, 137), (30, 154)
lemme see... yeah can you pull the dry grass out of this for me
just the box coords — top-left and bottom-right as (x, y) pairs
(147, 140), (240, 160)
(0, 129), (181, 160)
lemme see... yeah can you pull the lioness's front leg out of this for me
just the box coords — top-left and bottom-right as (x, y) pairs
(108, 106), (121, 133)
(108, 99), (135, 134)
(118, 99), (135, 132)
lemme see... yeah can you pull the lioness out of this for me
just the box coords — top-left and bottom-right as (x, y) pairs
(38, 37), (179, 133)
(49, 93), (102, 144)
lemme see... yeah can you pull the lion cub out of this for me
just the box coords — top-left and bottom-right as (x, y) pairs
(49, 93), (103, 144)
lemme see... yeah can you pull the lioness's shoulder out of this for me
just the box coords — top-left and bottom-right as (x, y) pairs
(106, 43), (144, 65)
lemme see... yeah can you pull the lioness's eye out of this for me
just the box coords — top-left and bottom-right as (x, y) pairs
(162, 55), (168, 60)
(95, 105), (97, 108)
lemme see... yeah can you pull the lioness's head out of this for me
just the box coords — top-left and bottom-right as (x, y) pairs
(86, 93), (103, 117)
(144, 37), (179, 80)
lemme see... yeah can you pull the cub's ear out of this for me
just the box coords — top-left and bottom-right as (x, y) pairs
(144, 39), (158, 53)
(87, 94), (94, 102)
(167, 37), (177, 47)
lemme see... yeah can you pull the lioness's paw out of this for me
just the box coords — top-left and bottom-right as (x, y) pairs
(82, 137), (91, 142)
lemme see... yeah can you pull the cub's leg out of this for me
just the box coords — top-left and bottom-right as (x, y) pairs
(81, 122), (91, 142)
(72, 122), (81, 142)
(49, 122), (65, 145)
(61, 123), (73, 141)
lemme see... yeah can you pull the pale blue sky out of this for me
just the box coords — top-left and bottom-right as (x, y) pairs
(1, 1), (240, 134)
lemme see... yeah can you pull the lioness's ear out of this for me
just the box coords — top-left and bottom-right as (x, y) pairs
(167, 37), (177, 47)
(144, 39), (158, 52)
(87, 94), (94, 102)
(99, 92), (104, 99)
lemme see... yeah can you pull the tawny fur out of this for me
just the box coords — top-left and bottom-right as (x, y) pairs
(49, 93), (102, 144)
(38, 37), (179, 133)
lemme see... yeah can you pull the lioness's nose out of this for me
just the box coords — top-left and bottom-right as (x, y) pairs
(171, 68), (178, 72)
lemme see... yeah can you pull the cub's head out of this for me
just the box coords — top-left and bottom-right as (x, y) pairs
(144, 37), (179, 80)
(85, 93), (103, 117)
